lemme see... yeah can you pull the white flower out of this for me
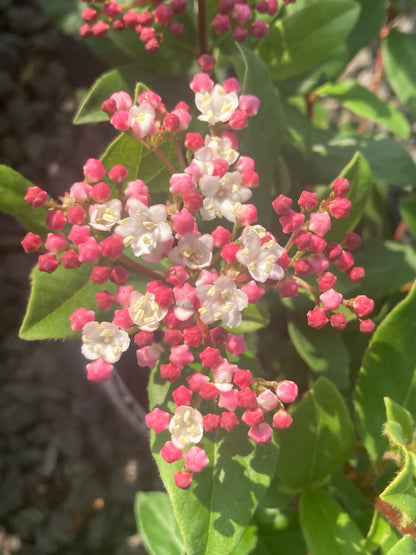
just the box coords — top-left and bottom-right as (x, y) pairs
(128, 103), (156, 138)
(168, 233), (213, 269)
(89, 199), (122, 231)
(115, 199), (172, 262)
(237, 227), (285, 283)
(128, 291), (167, 332)
(195, 84), (239, 125)
(205, 135), (239, 165)
(199, 171), (252, 222)
(169, 406), (204, 449)
(212, 358), (237, 392)
(81, 321), (130, 364)
(196, 275), (248, 328)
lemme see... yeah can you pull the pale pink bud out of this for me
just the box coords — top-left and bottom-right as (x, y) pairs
(21, 232), (42, 253)
(234, 3), (252, 24)
(110, 91), (132, 111)
(352, 295), (374, 317)
(174, 470), (193, 489)
(239, 94), (260, 116)
(199, 382), (219, 400)
(145, 407), (170, 433)
(276, 380), (298, 403)
(257, 390), (278, 412)
(189, 72), (214, 93)
(68, 224), (90, 245)
(218, 389), (239, 412)
(70, 307), (95, 331)
(273, 409), (293, 429)
(237, 204), (257, 225)
(38, 253), (60, 273)
(136, 344), (164, 369)
(242, 408), (264, 426)
(70, 182), (91, 203)
(226, 334), (247, 356)
(78, 237), (101, 262)
(169, 344), (194, 369)
(25, 185), (47, 207)
(186, 372), (209, 392)
(172, 208), (197, 237)
(332, 177), (350, 196)
(184, 446), (209, 472)
(235, 155), (255, 172)
(83, 158), (105, 183)
(309, 211), (331, 237)
(320, 288), (343, 311)
(308, 253), (330, 275)
(241, 280), (265, 303)
(229, 110), (248, 130)
(248, 422), (273, 444)
(329, 197), (351, 219)
(212, 226), (231, 247)
(161, 441), (182, 463)
(115, 285), (134, 307)
(279, 210), (305, 233)
(307, 307), (329, 329)
(241, 169), (259, 188)
(45, 233), (68, 254)
(86, 358), (113, 381)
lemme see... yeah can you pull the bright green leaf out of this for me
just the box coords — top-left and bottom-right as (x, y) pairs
(0, 165), (48, 235)
(258, 1), (360, 81)
(384, 398), (415, 446)
(386, 535), (416, 555)
(74, 66), (140, 124)
(148, 364), (279, 555)
(134, 491), (185, 555)
(300, 488), (368, 555)
(100, 133), (143, 192)
(382, 31), (416, 116)
(355, 282), (416, 461)
(317, 80), (410, 139)
(276, 377), (355, 490)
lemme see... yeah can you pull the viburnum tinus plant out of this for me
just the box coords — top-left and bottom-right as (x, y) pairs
(3, 0), (416, 553)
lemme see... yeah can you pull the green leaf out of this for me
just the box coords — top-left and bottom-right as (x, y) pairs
(325, 151), (372, 244)
(252, 507), (306, 555)
(382, 30), (416, 116)
(74, 66), (140, 124)
(0, 165), (48, 235)
(399, 192), (416, 237)
(276, 377), (355, 490)
(19, 263), (113, 340)
(134, 491), (185, 555)
(287, 315), (350, 389)
(316, 80), (410, 139)
(384, 398), (414, 446)
(365, 512), (401, 554)
(355, 282), (416, 461)
(232, 45), (285, 227)
(99, 133), (143, 192)
(258, 0), (360, 81)
(300, 488), (367, 555)
(386, 535), (416, 555)
(148, 365), (279, 555)
(225, 302), (270, 335)
(138, 140), (179, 194)
(229, 526), (258, 555)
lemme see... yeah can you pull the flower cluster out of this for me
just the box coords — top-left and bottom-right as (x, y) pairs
(79, 0), (187, 50)
(22, 67), (373, 489)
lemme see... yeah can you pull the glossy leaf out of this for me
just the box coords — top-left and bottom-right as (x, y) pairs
(355, 282), (416, 461)
(386, 535), (416, 555)
(134, 491), (185, 555)
(300, 488), (367, 555)
(148, 365), (279, 555)
(258, 1), (360, 81)
(19, 263), (114, 340)
(0, 165), (48, 235)
(382, 31), (416, 116)
(233, 45), (284, 227)
(99, 133), (143, 192)
(317, 80), (410, 139)
(74, 66), (139, 124)
(276, 377), (355, 490)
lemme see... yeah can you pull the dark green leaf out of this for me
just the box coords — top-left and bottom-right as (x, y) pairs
(300, 488), (367, 555)
(317, 80), (410, 138)
(74, 66), (140, 124)
(258, 1), (360, 81)
(233, 45), (285, 227)
(134, 491), (185, 555)
(225, 302), (270, 335)
(252, 507), (306, 555)
(355, 282), (416, 461)
(138, 140), (179, 194)
(0, 165), (48, 235)
(399, 192), (416, 236)
(382, 31), (416, 116)
(148, 365), (279, 555)
(276, 377), (355, 490)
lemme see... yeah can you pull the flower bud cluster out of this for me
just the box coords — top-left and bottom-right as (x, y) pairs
(22, 68), (372, 489)
(80, 0), (187, 50)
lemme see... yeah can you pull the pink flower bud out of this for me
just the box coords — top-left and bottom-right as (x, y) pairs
(185, 132), (204, 151)
(276, 250), (291, 270)
(68, 224), (90, 245)
(352, 295), (374, 317)
(279, 210), (305, 233)
(110, 110), (129, 131)
(293, 259), (310, 276)
(184, 446), (209, 472)
(237, 204), (257, 226)
(183, 326), (202, 347)
(79, 23), (93, 38)
(103, 1), (121, 17)
(21, 232), (42, 253)
(70, 307), (95, 331)
(160, 362), (181, 382)
(134, 330), (154, 347)
(309, 211), (331, 237)
(183, 190), (203, 212)
(255, 1), (269, 13)
(169, 344), (194, 369)
(101, 98), (117, 116)
(108, 164), (128, 183)
(198, 54), (216, 72)
(220, 411), (239, 431)
(136, 12), (153, 27)
(348, 266), (365, 282)
(210, 326), (228, 345)
(317, 272), (337, 291)
(250, 20), (269, 38)
(278, 277), (299, 298)
(226, 334), (247, 356)
(298, 190), (318, 211)
(360, 319), (376, 333)
(308, 235), (327, 253)
(100, 234), (124, 259)
(235, 155), (254, 172)
(174, 470), (193, 489)
(229, 110), (248, 130)
(218, 389), (239, 411)
(203, 413), (221, 432)
(172, 208), (197, 237)
(110, 265), (129, 284)
(200, 347), (222, 368)
(95, 290), (114, 309)
(190, 73), (214, 93)
(233, 27), (248, 42)
(83, 158), (106, 183)
(154, 4), (172, 24)
(78, 237), (101, 263)
(171, 0), (187, 14)
(90, 267), (110, 284)
(173, 385), (192, 407)
(161, 441), (182, 463)
(123, 10), (140, 28)
(186, 372), (209, 392)
(90, 182), (111, 203)
(136, 344), (164, 369)
(67, 205), (86, 225)
(307, 307), (329, 329)
(86, 358), (113, 381)
(164, 329), (183, 346)
(308, 253), (330, 276)
(334, 250), (354, 272)
(199, 382), (219, 400)
(257, 390), (278, 412)
(330, 312), (348, 330)
(237, 388), (257, 410)
(145, 407), (170, 433)
(25, 185), (47, 207)
(319, 288), (343, 311)
(233, 368), (253, 388)
(248, 422), (273, 444)
(45, 233), (68, 254)
(218, 0), (235, 14)
(273, 409), (293, 429)
(239, 94), (260, 117)
(46, 211), (67, 230)
(241, 169), (259, 188)
(267, 0), (278, 15)
(221, 242), (240, 264)
(70, 182), (91, 203)
(332, 177), (350, 196)
(166, 265), (189, 287)
(326, 242), (342, 262)
(211, 13), (231, 34)
(329, 197), (351, 219)
(110, 93), (132, 111)
(276, 380), (298, 404)
(112, 308), (133, 329)
(343, 232), (362, 250)
(241, 281), (264, 303)
(82, 7), (97, 22)
(38, 253), (60, 273)
(211, 226), (230, 248)
(242, 408), (264, 426)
